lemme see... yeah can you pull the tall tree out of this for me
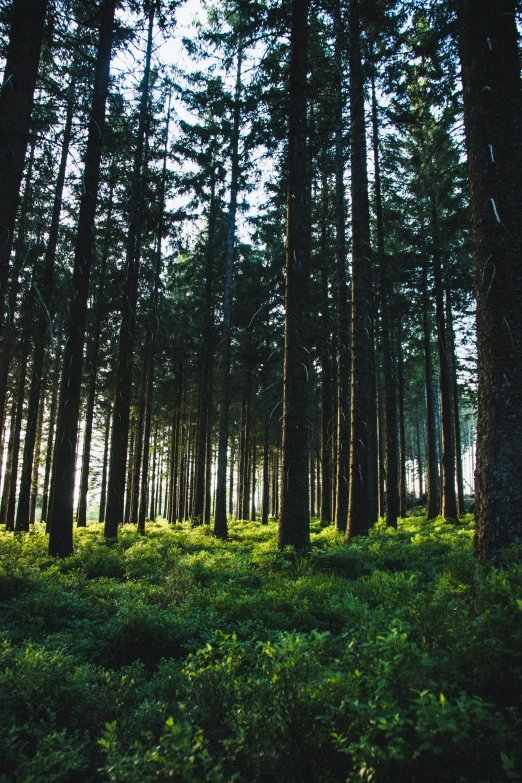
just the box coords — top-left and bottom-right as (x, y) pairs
(0, 0), (49, 335)
(455, 0), (522, 561)
(346, 0), (373, 540)
(48, 0), (116, 557)
(213, 46), (243, 539)
(278, 0), (310, 550)
(105, 4), (155, 539)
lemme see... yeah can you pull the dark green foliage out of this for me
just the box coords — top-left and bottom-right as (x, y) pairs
(0, 518), (520, 781)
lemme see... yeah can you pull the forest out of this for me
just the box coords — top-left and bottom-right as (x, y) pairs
(0, 0), (521, 780)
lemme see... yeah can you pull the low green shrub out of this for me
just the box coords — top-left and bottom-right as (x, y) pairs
(0, 516), (520, 782)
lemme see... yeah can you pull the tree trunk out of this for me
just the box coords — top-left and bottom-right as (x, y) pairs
(333, 0), (350, 533)
(372, 73), (398, 529)
(422, 262), (440, 518)
(42, 347), (61, 528)
(319, 175), (333, 525)
(98, 404), (111, 524)
(347, 0), (372, 540)
(397, 321), (407, 518)
(29, 379), (45, 524)
(278, 0), (310, 550)
(6, 342), (28, 530)
(48, 0), (116, 557)
(455, 0), (522, 559)
(104, 5), (154, 539)
(14, 77), (75, 531)
(431, 197), (458, 521)
(0, 0), (49, 331)
(446, 291), (465, 516)
(1, 401), (17, 527)
(193, 173), (216, 525)
(214, 47), (243, 539)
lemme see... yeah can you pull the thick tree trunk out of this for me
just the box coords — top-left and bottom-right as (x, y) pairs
(214, 48), (243, 539)
(278, 0), (310, 550)
(0, 0), (49, 331)
(455, 0), (522, 559)
(347, 0), (372, 540)
(48, 0), (116, 557)
(422, 262), (440, 518)
(105, 6), (154, 539)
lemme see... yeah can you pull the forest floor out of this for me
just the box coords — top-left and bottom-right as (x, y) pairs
(0, 514), (521, 782)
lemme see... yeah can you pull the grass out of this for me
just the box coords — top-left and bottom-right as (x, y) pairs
(0, 515), (521, 781)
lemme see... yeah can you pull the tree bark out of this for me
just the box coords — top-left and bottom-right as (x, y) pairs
(15, 77), (75, 531)
(6, 341), (28, 530)
(278, 0), (310, 550)
(372, 73), (398, 528)
(214, 47), (243, 539)
(397, 321), (407, 518)
(48, 0), (116, 556)
(0, 0), (49, 332)
(347, 0), (372, 540)
(431, 197), (458, 521)
(446, 291), (465, 516)
(333, 0), (350, 533)
(422, 261), (440, 518)
(455, 0), (522, 559)
(104, 5), (154, 539)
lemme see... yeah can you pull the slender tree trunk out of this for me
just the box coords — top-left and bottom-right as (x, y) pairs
(48, 0), (116, 557)
(372, 73), (398, 528)
(347, 0), (372, 540)
(250, 438), (257, 520)
(422, 261), (440, 518)
(14, 79), (76, 531)
(29, 379), (45, 524)
(0, 0), (49, 332)
(193, 173), (216, 525)
(204, 370), (213, 524)
(319, 175), (333, 525)
(0, 135), (36, 458)
(431, 197), (458, 521)
(6, 342), (28, 530)
(415, 414), (423, 501)
(105, 5), (154, 539)
(333, 0), (350, 533)
(278, 0), (310, 550)
(214, 47), (243, 539)
(446, 291), (465, 516)
(42, 348), (61, 527)
(98, 404), (111, 524)
(1, 401), (17, 526)
(138, 113), (169, 532)
(262, 355), (270, 525)
(397, 322), (407, 518)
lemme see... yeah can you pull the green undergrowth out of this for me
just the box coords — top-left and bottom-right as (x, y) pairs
(0, 515), (521, 782)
